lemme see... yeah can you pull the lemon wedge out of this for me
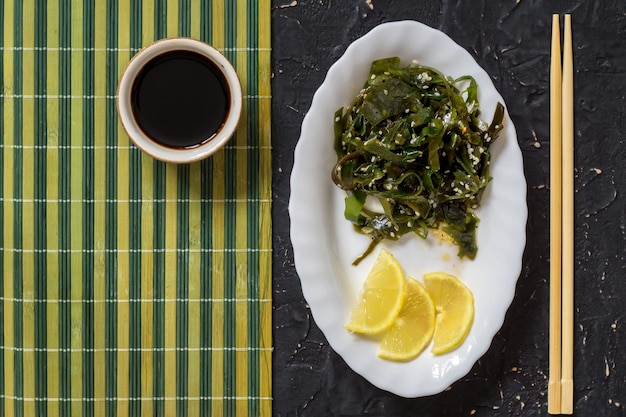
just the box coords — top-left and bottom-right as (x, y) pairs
(378, 277), (435, 361)
(423, 272), (474, 355)
(345, 248), (405, 334)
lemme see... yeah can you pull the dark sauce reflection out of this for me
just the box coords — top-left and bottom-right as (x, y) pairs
(131, 50), (231, 149)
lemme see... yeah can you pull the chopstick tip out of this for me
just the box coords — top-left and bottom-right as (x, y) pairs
(561, 378), (574, 414)
(548, 380), (561, 415)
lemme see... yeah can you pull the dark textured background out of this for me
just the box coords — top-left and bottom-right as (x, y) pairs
(270, 1), (626, 415)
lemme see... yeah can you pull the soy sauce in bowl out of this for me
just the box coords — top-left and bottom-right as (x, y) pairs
(130, 50), (231, 149)
(117, 38), (242, 163)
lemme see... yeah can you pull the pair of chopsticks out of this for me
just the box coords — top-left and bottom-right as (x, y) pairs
(548, 14), (574, 416)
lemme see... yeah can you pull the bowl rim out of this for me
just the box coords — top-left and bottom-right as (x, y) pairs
(117, 37), (242, 163)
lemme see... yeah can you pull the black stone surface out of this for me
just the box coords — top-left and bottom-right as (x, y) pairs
(271, 1), (626, 416)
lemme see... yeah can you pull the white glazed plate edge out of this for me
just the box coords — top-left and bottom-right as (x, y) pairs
(289, 20), (528, 398)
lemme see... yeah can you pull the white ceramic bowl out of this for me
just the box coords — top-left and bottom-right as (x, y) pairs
(117, 38), (242, 163)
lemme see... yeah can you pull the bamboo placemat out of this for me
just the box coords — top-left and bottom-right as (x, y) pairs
(0, 1), (272, 416)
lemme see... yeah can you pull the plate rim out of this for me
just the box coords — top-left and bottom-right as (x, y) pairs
(289, 19), (528, 397)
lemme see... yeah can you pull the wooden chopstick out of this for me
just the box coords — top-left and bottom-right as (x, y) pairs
(548, 13), (563, 416)
(560, 13), (574, 415)
(548, 14), (574, 415)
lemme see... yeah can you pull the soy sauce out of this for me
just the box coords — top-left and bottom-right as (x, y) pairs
(131, 50), (230, 149)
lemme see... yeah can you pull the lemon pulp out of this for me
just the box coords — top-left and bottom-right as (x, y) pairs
(423, 272), (474, 355)
(345, 248), (405, 334)
(378, 277), (435, 361)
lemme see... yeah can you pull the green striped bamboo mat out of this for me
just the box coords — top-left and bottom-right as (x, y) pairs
(0, 1), (272, 416)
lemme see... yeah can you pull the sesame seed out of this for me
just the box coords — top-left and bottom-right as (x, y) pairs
(335, 116), (340, 122)
(383, 89), (388, 95)
(370, 74), (376, 80)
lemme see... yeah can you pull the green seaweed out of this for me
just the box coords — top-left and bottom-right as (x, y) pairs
(331, 57), (504, 265)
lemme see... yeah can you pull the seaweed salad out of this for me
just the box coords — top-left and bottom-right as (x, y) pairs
(331, 57), (505, 265)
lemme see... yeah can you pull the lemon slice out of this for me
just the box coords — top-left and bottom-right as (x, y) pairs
(378, 277), (435, 361)
(345, 248), (405, 334)
(423, 272), (474, 355)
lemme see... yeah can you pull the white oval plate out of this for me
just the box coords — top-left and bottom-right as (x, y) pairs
(289, 20), (527, 398)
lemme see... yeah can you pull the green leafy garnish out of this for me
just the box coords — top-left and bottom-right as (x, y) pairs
(331, 57), (505, 265)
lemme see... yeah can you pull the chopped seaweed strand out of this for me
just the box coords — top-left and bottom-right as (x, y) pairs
(332, 57), (505, 264)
